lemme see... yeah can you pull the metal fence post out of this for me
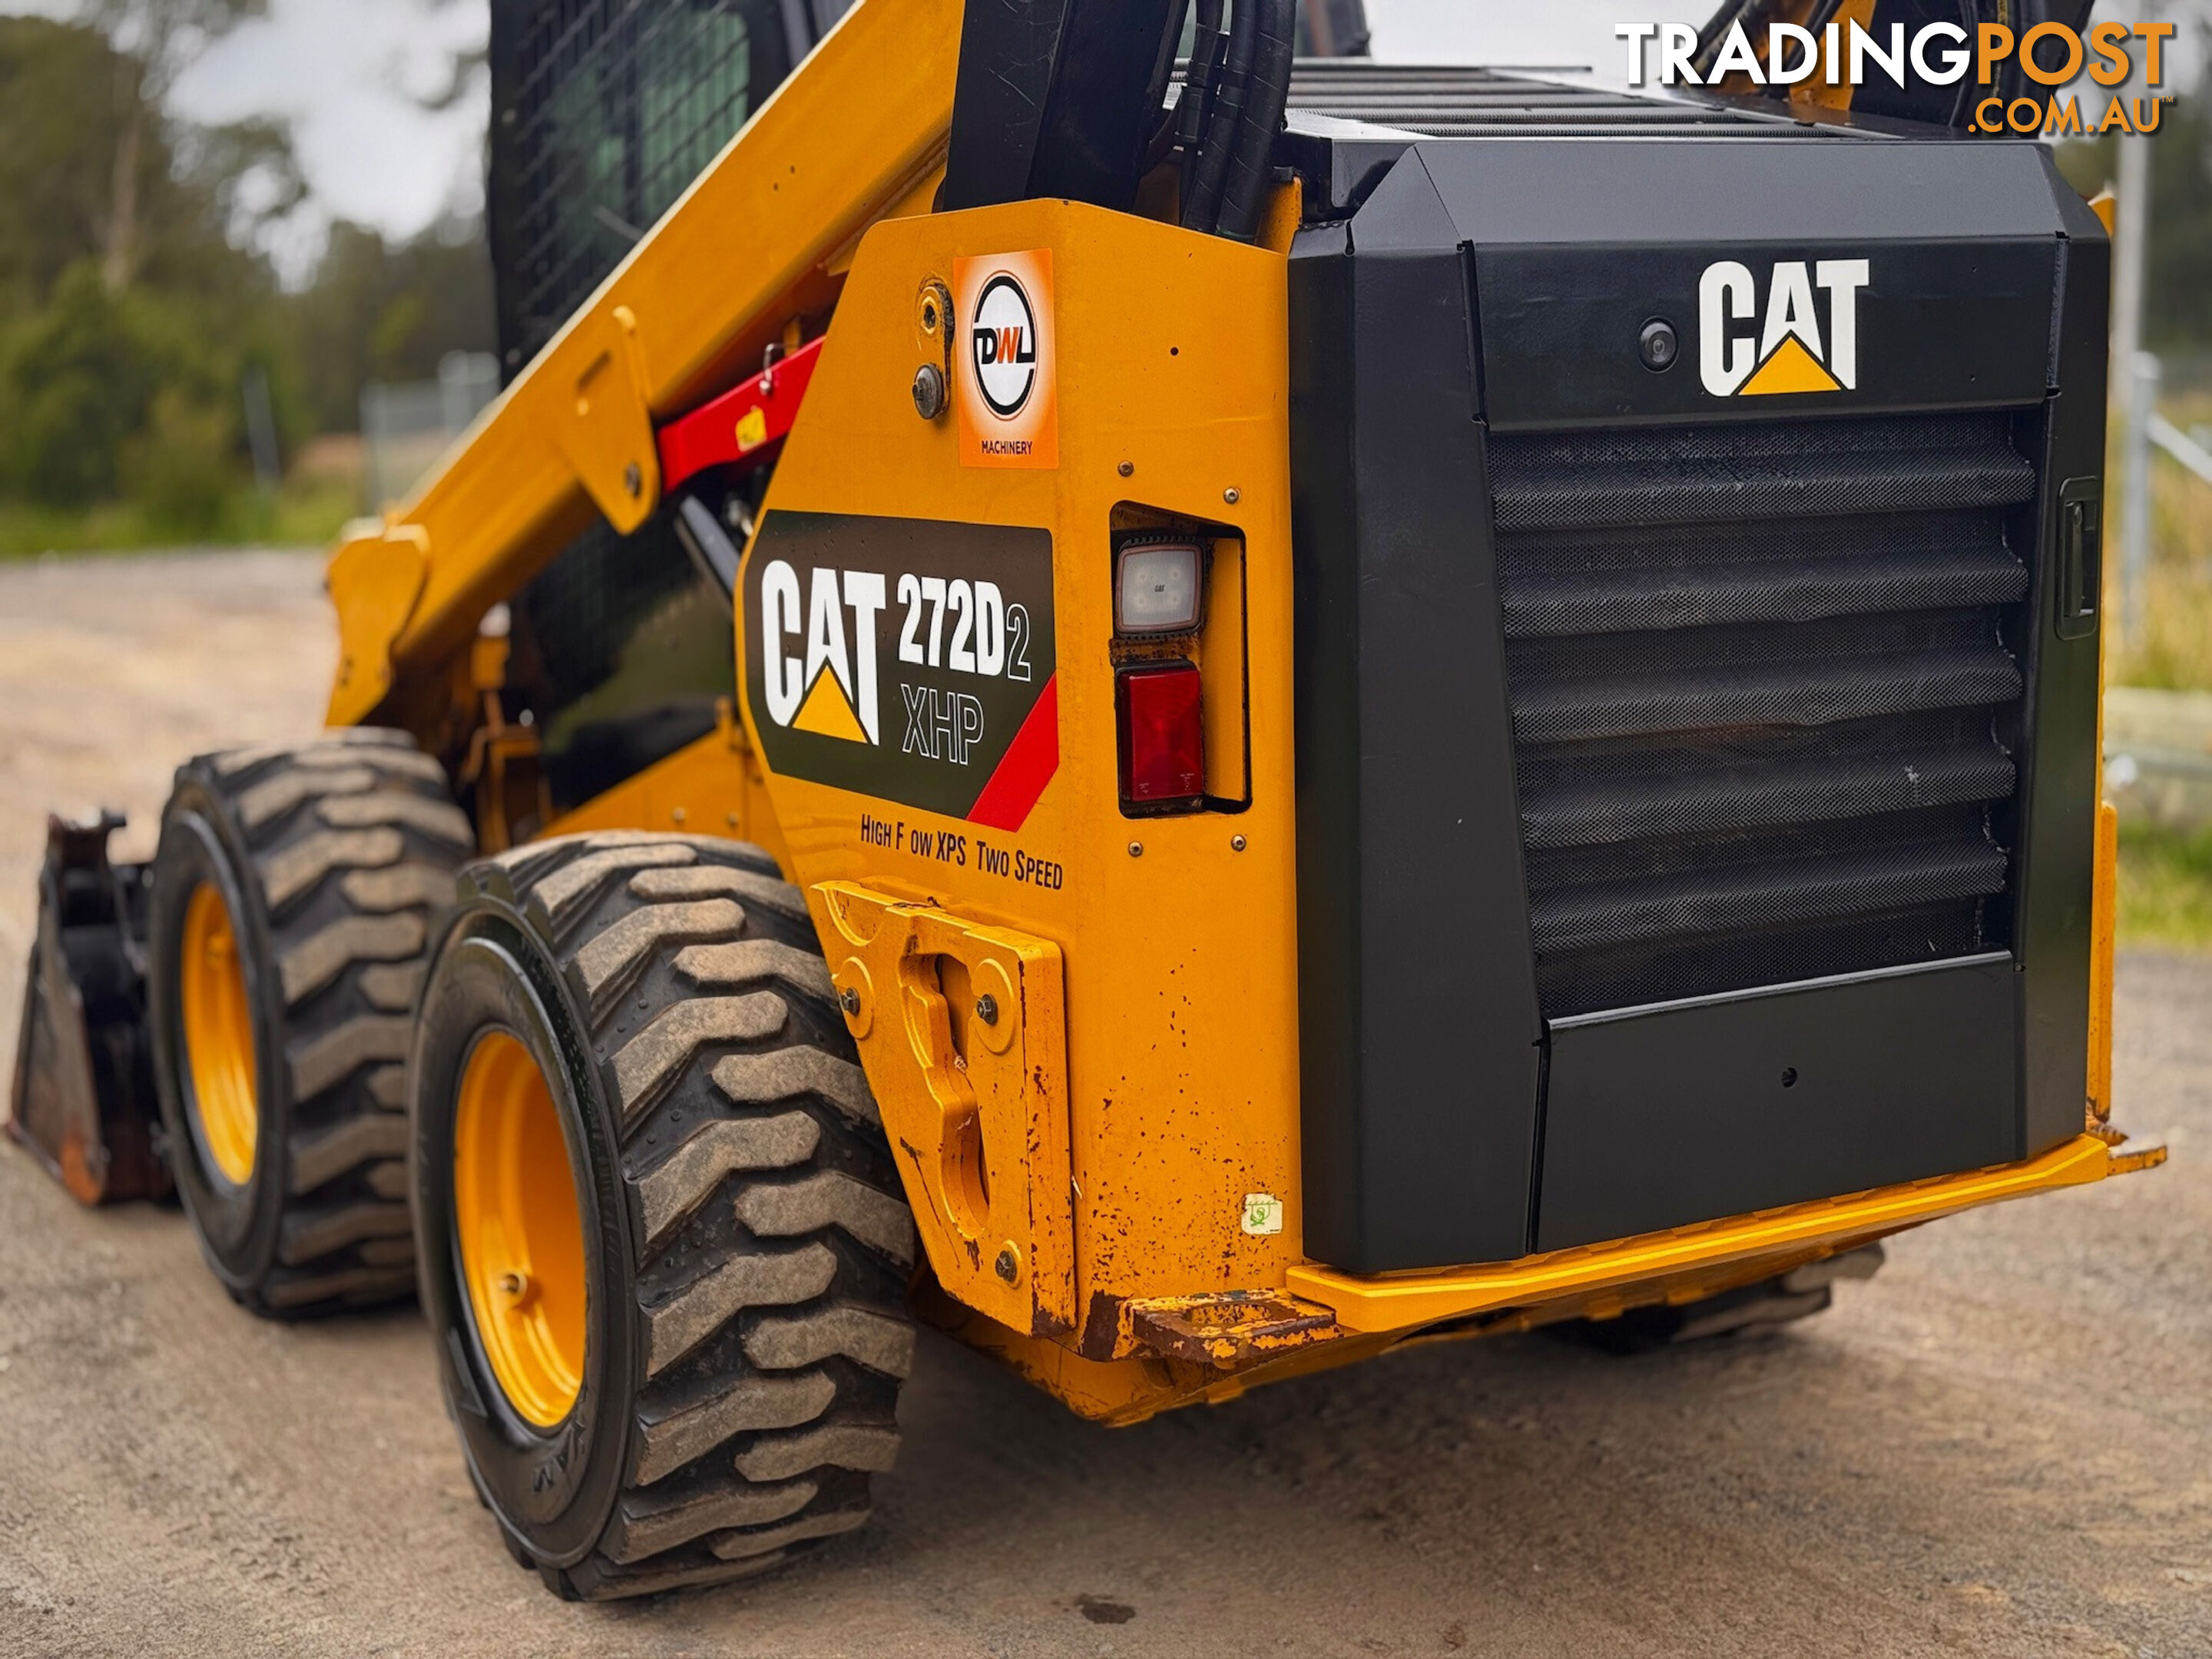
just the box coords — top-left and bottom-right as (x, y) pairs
(2121, 349), (2161, 643)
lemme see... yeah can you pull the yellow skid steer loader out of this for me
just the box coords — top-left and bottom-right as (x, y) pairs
(9, 0), (2162, 1601)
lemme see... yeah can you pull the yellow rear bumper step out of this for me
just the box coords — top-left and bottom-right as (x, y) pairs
(1289, 1131), (2161, 1336)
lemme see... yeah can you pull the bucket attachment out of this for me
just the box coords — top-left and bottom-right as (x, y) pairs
(7, 813), (171, 1204)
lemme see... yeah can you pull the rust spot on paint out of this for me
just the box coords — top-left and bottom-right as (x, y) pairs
(1079, 1290), (1124, 1360)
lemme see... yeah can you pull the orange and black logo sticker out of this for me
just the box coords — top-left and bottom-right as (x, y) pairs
(957, 250), (1058, 469)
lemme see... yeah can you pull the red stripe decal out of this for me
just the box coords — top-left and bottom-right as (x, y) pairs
(966, 674), (1059, 833)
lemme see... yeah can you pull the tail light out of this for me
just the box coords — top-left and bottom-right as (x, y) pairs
(1116, 661), (1204, 809)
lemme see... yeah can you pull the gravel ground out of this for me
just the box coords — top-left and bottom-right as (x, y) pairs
(0, 551), (2207, 1659)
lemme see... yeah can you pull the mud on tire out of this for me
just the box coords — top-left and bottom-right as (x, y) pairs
(146, 728), (472, 1316)
(411, 832), (916, 1601)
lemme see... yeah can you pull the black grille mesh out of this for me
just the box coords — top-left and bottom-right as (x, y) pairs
(488, 0), (800, 375)
(1493, 412), (2035, 1019)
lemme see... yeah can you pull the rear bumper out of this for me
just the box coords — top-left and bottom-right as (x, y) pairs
(1289, 1129), (2160, 1336)
(937, 1128), (2162, 1426)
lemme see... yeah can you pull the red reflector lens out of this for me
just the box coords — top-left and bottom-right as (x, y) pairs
(1117, 662), (1204, 807)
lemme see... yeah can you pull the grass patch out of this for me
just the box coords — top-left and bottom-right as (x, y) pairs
(0, 475), (359, 558)
(2109, 389), (2212, 690)
(2118, 816), (2212, 952)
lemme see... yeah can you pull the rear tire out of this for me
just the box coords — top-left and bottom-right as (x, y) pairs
(411, 832), (915, 1601)
(146, 729), (472, 1316)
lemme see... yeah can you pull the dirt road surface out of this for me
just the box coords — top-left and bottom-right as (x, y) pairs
(1, 551), (2207, 1659)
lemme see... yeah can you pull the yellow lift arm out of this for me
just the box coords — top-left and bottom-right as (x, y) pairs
(325, 0), (965, 727)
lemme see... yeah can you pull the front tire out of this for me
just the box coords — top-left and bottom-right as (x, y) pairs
(146, 730), (472, 1316)
(411, 833), (916, 1600)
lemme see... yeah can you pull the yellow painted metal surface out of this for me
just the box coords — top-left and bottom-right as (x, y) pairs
(747, 199), (1303, 1347)
(326, 522), (429, 725)
(552, 304), (661, 535)
(818, 882), (1075, 1335)
(930, 1131), (2147, 1425)
(452, 1031), (588, 1429)
(1290, 1133), (2118, 1335)
(324, 0), (967, 725)
(179, 882), (257, 1186)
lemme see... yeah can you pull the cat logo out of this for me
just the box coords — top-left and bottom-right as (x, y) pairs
(1699, 258), (1871, 398)
(758, 561), (886, 747)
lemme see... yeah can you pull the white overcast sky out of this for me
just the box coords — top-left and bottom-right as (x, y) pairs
(0, 0), (2199, 278)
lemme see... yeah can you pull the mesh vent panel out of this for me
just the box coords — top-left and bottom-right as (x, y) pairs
(1495, 411), (2035, 1019)
(1500, 508), (2028, 637)
(488, 0), (798, 374)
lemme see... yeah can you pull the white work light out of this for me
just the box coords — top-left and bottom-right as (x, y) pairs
(1114, 542), (1204, 636)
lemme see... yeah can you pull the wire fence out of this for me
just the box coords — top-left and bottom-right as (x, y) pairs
(360, 352), (502, 512)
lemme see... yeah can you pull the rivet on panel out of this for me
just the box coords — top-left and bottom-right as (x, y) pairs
(1231, 834), (1247, 852)
(1128, 841), (1144, 858)
(1224, 487), (1241, 505)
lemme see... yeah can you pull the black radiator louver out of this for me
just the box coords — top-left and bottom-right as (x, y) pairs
(1492, 412), (2038, 1021)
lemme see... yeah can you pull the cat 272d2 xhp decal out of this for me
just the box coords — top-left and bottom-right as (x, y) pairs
(744, 512), (1060, 830)
(8, 0), (2161, 1605)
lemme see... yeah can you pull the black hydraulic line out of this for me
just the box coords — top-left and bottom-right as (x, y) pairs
(945, 0), (1181, 215)
(1140, 0), (1194, 171)
(1181, 0), (1253, 234)
(1175, 0), (1227, 194)
(1210, 0), (1293, 243)
(1690, 0), (1760, 84)
(1144, 0), (1193, 128)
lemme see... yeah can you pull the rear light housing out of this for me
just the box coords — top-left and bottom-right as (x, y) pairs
(1116, 661), (1204, 809)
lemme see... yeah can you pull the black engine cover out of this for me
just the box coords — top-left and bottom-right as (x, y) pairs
(1290, 134), (2109, 1273)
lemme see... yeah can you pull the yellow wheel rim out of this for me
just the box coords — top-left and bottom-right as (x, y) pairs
(180, 882), (257, 1186)
(454, 1031), (588, 1429)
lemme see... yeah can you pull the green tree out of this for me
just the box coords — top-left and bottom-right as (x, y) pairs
(0, 21), (118, 315)
(0, 263), (157, 505)
(286, 219), (497, 436)
(75, 0), (270, 293)
(0, 14), (304, 530)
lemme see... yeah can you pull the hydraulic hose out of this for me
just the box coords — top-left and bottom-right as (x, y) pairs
(1146, 0), (1196, 134)
(1176, 0), (1228, 204)
(1181, 0), (1253, 234)
(1210, 0), (1294, 243)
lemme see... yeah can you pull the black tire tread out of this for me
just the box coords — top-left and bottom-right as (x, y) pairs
(174, 729), (467, 1315)
(460, 832), (913, 1600)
